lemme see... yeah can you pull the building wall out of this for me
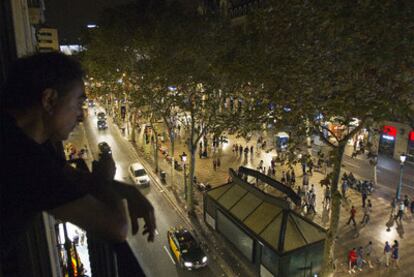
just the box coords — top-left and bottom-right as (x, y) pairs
(10, 0), (37, 57)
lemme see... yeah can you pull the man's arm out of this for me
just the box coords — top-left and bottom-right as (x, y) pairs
(49, 157), (155, 243)
(49, 194), (128, 243)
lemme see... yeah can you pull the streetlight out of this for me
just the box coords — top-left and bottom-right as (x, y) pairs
(395, 153), (406, 200)
(181, 152), (187, 200)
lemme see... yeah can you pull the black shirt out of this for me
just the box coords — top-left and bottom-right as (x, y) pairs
(0, 112), (96, 274)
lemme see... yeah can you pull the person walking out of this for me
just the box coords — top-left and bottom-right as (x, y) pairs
(234, 144), (238, 155)
(291, 170), (296, 185)
(361, 189), (368, 208)
(250, 145), (254, 155)
(302, 173), (309, 186)
(308, 158), (314, 176)
(348, 248), (357, 274)
(395, 201), (404, 222)
(244, 146), (249, 158)
(356, 246), (365, 271)
(384, 241), (391, 267)
(308, 193), (316, 214)
(347, 206), (357, 227)
(342, 180), (349, 198)
(213, 159), (217, 171)
(281, 171), (286, 183)
(365, 241), (374, 269)
(391, 240), (400, 269)
(216, 157), (221, 168)
(411, 198), (414, 215)
(323, 186), (331, 209)
(309, 184), (315, 195)
(361, 199), (372, 224)
(239, 145), (243, 156)
(403, 195), (410, 216)
(286, 171), (291, 185)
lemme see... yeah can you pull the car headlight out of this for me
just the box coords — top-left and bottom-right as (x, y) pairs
(202, 256), (207, 263)
(184, 262), (193, 267)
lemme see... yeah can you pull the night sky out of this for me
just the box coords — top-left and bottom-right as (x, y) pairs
(44, 0), (134, 44)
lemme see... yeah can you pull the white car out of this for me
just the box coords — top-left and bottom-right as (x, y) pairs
(129, 162), (150, 187)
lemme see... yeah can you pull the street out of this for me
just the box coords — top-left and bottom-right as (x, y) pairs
(82, 110), (223, 277)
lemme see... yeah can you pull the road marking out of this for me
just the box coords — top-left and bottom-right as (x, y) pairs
(163, 245), (176, 265)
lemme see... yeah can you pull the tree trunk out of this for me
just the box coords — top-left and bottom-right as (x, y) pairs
(150, 124), (159, 173)
(320, 143), (346, 277)
(170, 133), (175, 189)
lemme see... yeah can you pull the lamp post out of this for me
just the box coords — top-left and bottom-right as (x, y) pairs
(181, 152), (187, 200)
(395, 154), (406, 201)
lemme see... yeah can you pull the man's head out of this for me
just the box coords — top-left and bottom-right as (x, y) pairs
(1, 52), (86, 141)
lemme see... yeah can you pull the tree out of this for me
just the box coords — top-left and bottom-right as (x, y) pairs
(241, 1), (414, 275)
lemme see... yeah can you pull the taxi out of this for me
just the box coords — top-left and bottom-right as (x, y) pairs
(167, 227), (208, 270)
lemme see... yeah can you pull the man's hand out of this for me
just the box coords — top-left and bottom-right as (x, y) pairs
(120, 184), (156, 242)
(92, 154), (116, 181)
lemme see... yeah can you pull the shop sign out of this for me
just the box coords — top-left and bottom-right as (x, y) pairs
(409, 131), (414, 141)
(382, 125), (397, 141)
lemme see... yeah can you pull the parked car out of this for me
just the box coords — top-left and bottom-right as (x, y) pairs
(97, 119), (107, 130)
(167, 227), (208, 270)
(98, 141), (112, 156)
(128, 162), (150, 187)
(97, 112), (106, 120)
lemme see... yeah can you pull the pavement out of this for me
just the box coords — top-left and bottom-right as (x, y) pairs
(66, 108), (414, 277)
(123, 120), (414, 277)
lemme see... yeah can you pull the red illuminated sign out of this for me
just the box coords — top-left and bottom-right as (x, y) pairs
(409, 131), (414, 141)
(383, 125), (397, 137)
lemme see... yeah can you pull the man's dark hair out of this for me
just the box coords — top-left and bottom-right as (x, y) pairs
(1, 52), (84, 110)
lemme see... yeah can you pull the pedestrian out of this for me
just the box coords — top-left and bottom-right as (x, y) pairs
(323, 186), (331, 208)
(391, 240), (400, 269)
(403, 194), (410, 214)
(391, 198), (397, 216)
(302, 173), (309, 186)
(309, 184), (315, 195)
(342, 180), (348, 197)
(301, 160), (306, 175)
(361, 190), (368, 208)
(199, 141), (203, 151)
(217, 157), (221, 167)
(356, 246), (365, 271)
(395, 201), (404, 222)
(291, 170), (296, 185)
(411, 199), (414, 215)
(235, 144), (238, 154)
(286, 171), (291, 185)
(244, 146), (248, 156)
(199, 147), (202, 159)
(348, 247), (357, 274)
(239, 145), (243, 156)
(384, 241), (391, 267)
(267, 167), (272, 176)
(213, 159), (217, 171)
(361, 199), (372, 224)
(308, 193), (316, 214)
(347, 206), (357, 227)
(232, 144), (236, 153)
(365, 241), (374, 269)
(281, 171), (286, 183)
(308, 158), (314, 176)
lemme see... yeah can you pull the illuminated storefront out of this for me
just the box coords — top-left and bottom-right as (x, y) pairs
(379, 125), (397, 156)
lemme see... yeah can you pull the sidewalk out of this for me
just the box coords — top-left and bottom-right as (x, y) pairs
(125, 123), (414, 277)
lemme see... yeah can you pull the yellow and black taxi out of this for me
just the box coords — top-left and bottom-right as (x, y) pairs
(167, 227), (208, 270)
